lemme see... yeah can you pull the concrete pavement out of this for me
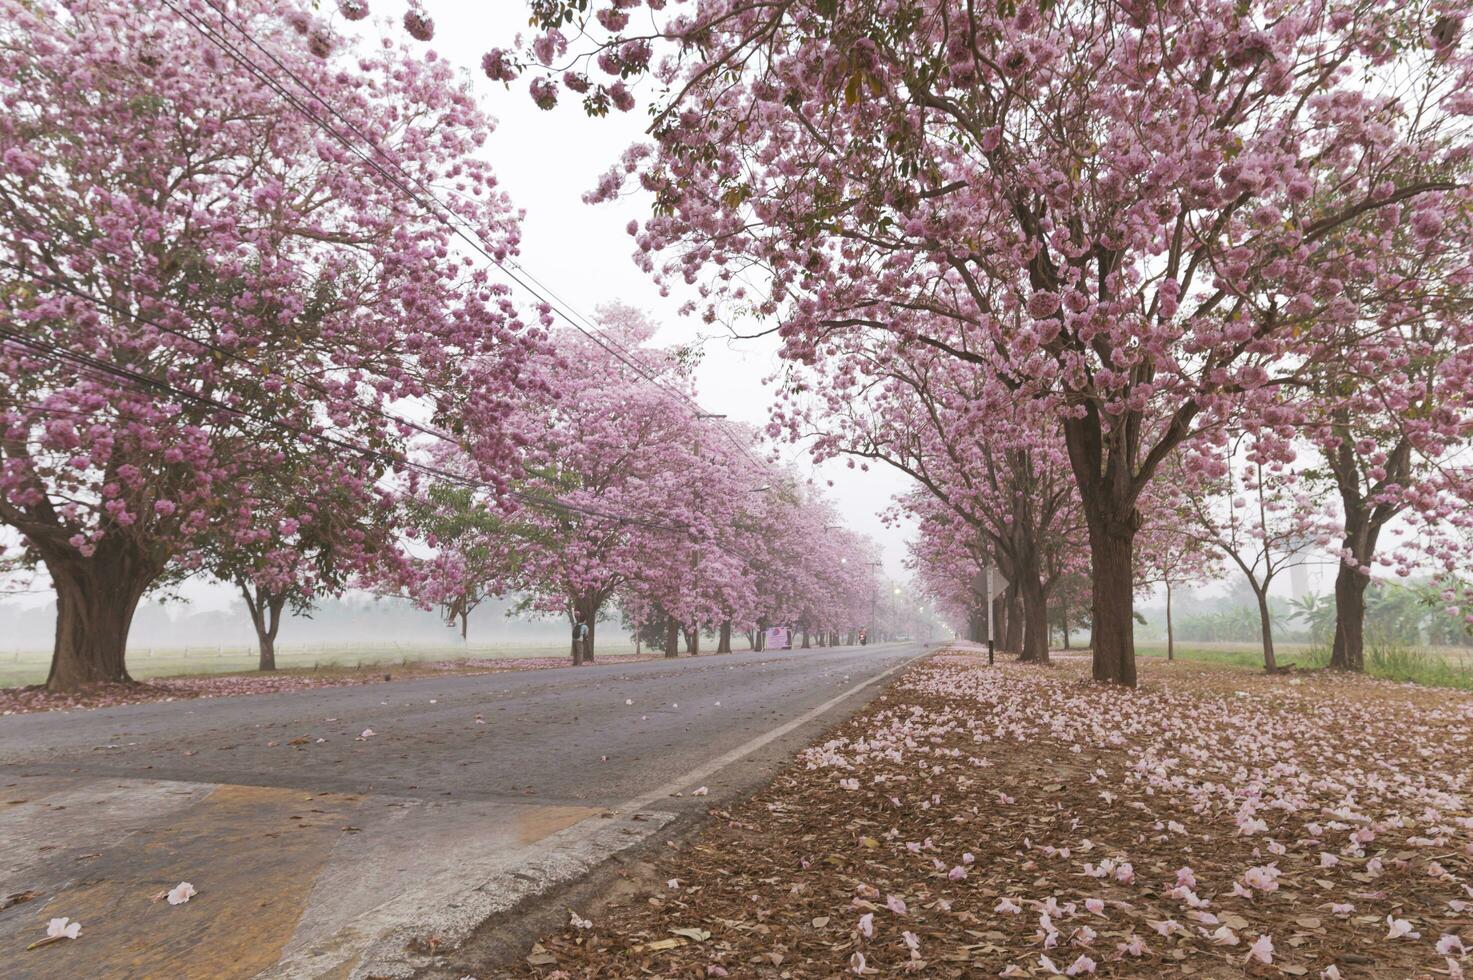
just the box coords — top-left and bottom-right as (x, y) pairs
(0, 642), (927, 978)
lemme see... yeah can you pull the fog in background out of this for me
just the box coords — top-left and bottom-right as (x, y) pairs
(0, 1), (917, 652)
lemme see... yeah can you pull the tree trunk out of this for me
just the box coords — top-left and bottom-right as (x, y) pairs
(1086, 520), (1138, 686)
(570, 596), (598, 664)
(1322, 428), (1403, 672)
(43, 547), (155, 692)
(1255, 587), (1278, 672)
(665, 617), (680, 658)
(1165, 582), (1174, 662)
(1061, 605), (1072, 650)
(1330, 562), (1368, 671)
(991, 592), (1007, 652)
(801, 625), (810, 649)
(718, 620), (732, 653)
(1328, 501), (1378, 673)
(258, 630), (276, 672)
(241, 583), (287, 672)
(1020, 582), (1050, 664)
(1003, 585), (1023, 655)
(684, 624), (699, 655)
(1017, 556), (1050, 664)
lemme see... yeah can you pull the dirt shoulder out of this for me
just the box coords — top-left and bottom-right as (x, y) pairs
(482, 651), (1473, 979)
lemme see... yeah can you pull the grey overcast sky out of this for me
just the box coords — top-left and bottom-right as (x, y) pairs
(402, 1), (918, 575)
(10, 2), (915, 616)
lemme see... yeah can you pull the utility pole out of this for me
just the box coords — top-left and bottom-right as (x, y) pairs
(687, 414), (726, 657)
(865, 560), (882, 644)
(985, 562), (995, 666)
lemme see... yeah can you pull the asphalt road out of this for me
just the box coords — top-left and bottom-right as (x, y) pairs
(0, 643), (925, 806)
(0, 642), (930, 979)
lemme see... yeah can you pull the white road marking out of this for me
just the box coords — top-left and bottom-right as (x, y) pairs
(620, 647), (930, 812)
(307, 646), (932, 978)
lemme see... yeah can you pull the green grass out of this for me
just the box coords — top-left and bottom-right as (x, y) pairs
(0, 642), (589, 688)
(1301, 640), (1473, 691)
(0, 635), (799, 689)
(1136, 643), (1294, 671)
(1136, 640), (1473, 691)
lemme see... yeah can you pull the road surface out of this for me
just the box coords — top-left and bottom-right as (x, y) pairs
(0, 641), (929, 978)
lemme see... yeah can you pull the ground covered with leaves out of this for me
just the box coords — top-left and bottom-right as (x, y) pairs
(0, 652), (659, 715)
(499, 651), (1472, 979)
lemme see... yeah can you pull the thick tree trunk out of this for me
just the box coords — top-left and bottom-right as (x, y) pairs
(242, 584), (288, 672)
(257, 630), (276, 672)
(1255, 587), (1278, 672)
(1020, 581), (1050, 664)
(801, 625), (810, 649)
(718, 620), (732, 653)
(44, 548), (156, 692)
(684, 623), (699, 655)
(1017, 557), (1050, 664)
(245, 586), (270, 671)
(665, 617), (680, 658)
(1330, 562), (1369, 671)
(570, 595), (598, 664)
(1165, 582), (1174, 662)
(1002, 585), (1023, 654)
(1086, 520), (1138, 686)
(1322, 429), (1403, 672)
(1328, 502), (1378, 673)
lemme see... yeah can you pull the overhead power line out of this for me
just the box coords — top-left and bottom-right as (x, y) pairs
(161, 0), (771, 475)
(0, 324), (744, 547)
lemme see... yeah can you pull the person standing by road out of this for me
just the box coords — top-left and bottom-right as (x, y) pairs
(572, 610), (590, 663)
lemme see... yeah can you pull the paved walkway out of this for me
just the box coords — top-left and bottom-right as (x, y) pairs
(0, 643), (927, 978)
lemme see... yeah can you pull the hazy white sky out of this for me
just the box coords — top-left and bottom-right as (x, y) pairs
(154, 2), (915, 613)
(404, 2), (919, 574)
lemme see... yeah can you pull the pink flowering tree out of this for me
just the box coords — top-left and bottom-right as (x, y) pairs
(451, 306), (718, 663)
(0, 0), (534, 690)
(202, 457), (403, 670)
(399, 462), (518, 642)
(617, 432), (752, 658)
(906, 505), (992, 644)
(1298, 256), (1473, 670)
(743, 482), (873, 648)
(799, 339), (1083, 662)
(506, 0), (1473, 687)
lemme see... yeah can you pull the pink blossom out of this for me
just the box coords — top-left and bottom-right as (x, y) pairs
(1245, 934), (1273, 965)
